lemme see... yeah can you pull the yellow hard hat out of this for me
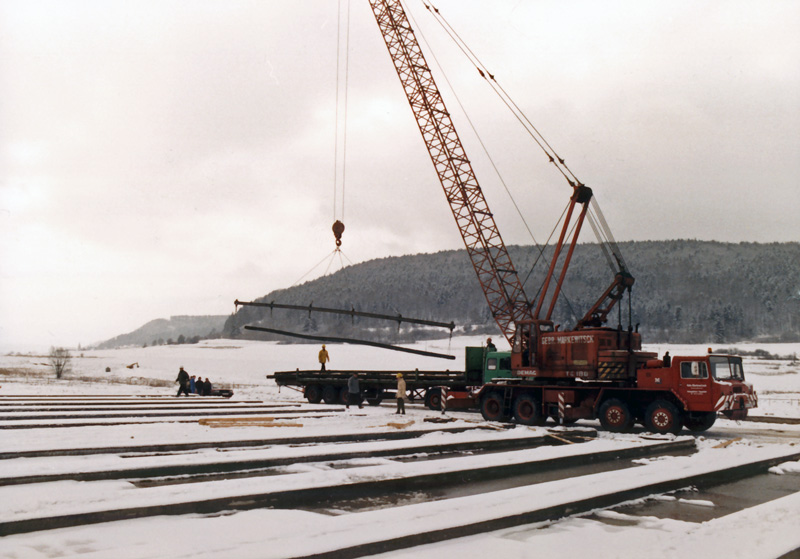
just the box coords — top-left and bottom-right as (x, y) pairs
(396, 373), (403, 378)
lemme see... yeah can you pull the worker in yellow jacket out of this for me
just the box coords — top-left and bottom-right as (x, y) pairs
(318, 345), (330, 371)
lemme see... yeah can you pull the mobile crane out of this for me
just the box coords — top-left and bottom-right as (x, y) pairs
(272, 1), (757, 434)
(370, 0), (757, 433)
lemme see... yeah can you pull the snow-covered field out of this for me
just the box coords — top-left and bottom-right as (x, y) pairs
(0, 337), (799, 558)
(2, 336), (798, 417)
(2, 337), (799, 407)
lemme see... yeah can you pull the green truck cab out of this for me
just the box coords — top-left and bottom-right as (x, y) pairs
(465, 347), (512, 384)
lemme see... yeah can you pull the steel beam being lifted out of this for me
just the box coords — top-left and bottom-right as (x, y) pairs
(234, 300), (455, 331)
(243, 326), (456, 360)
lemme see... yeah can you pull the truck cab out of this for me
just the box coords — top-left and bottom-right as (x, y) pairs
(638, 352), (757, 422)
(483, 351), (512, 383)
(441, 347), (512, 410)
(705, 354), (757, 419)
(464, 346), (512, 384)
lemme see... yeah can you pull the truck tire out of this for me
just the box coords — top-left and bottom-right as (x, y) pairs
(340, 387), (363, 406)
(645, 400), (683, 435)
(480, 391), (508, 422)
(513, 394), (545, 426)
(424, 388), (442, 410)
(598, 398), (634, 433)
(365, 388), (384, 406)
(304, 384), (322, 404)
(684, 411), (716, 432)
(322, 385), (340, 405)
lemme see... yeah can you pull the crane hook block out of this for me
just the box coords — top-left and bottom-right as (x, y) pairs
(332, 220), (345, 247)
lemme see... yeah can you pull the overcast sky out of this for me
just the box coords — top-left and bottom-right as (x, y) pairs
(2, 0), (798, 349)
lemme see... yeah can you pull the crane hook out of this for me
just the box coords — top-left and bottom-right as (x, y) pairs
(332, 220), (345, 247)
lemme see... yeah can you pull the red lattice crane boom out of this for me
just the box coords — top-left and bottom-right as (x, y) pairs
(368, 0), (533, 343)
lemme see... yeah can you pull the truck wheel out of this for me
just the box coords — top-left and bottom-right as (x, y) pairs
(513, 394), (545, 426)
(322, 385), (340, 405)
(645, 400), (683, 435)
(480, 391), (508, 422)
(424, 388), (442, 410)
(684, 411), (716, 432)
(304, 384), (322, 404)
(365, 388), (384, 406)
(340, 387), (362, 406)
(598, 398), (634, 433)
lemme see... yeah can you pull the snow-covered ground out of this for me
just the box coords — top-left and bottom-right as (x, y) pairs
(2, 337), (798, 414)
(0, 337), (798, 558)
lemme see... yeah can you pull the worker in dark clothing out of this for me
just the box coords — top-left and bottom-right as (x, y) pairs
(176, 367), (190, 397)
(204, 378), (212, 396)
(195, 377), (205, 396)
(346, 372), (362, 409)
(663, 351), (671, 367)
(485, 337), (497, 354)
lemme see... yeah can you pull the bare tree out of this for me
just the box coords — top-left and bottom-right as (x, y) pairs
(49, 346), (72, 379)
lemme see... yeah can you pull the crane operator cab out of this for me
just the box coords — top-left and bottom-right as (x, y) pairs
(511, 320), (554, 371)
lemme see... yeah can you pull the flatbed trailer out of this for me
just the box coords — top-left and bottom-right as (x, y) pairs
(267, 347), (510, 410)
(269, 369), (474, 409)
(269, 347), (491, 409)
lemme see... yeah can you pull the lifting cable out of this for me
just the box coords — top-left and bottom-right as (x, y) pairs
(419, 0), (629, 277)
(291, 0), (353, 287)
(407, 3), (584, 321)
(403, 4), (541, 252)
(521, 202), (569, 294)
(291, 247), (354, 287)
(332, 0), (352, 249)
(588, 197), (629, 273)
(413, 0), (631, 322)
(523, 199), (580, 323)
(587, 212), (617, 274)
(419, 0), (583, 189)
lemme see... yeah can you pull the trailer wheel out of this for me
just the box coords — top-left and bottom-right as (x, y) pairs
(304, 384), (322, 404)
(340, 387), (363, 406)
(365, 388), (384, 406)
(645, 400), (683, 435)
(598, 398), (634, 433)
(513, 394), (545, 426)
(322, 385), (340, 405)
(424, 388), (442, 410)
(480, 391), (508, 422)
(684, 411), (716, 432)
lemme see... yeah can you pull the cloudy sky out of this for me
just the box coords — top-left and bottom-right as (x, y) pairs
(2, 0), (798, 349)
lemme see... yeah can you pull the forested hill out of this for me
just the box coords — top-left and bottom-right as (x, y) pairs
(97, 315), (228, 349)
(224, 240), (800, 345)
